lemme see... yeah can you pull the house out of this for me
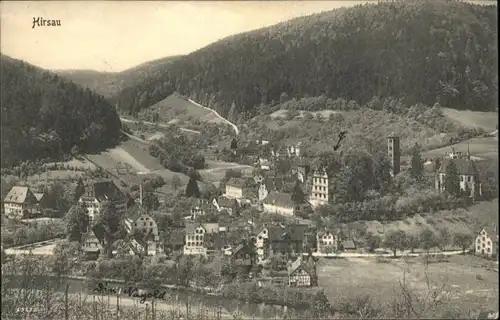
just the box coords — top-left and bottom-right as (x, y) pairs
(190, 199), (215, 219)
(33, 192), (49, 213)
(262, 191), (296, 216)
(316, 230), (340, 253)
(127, 231), (158, 256)
(255, 223), (311, 259)
(309, 168), (331, 209)
(78, 180), (128, 224)
(81, 223), (106, 257)
(231, 242), (256, 267)
(258, 183), (270, 202)
(123, 206), (160, 256)
(3, 186), (39, 219)
(224, 178), (248, 199)
(286, 142), (302, 158)
(183, 222), (208, 255)
(287, 256), (317, 287)
(435, 151), (482, 199)
(212, 197), (239, 215)
(258, 157), (271, 171)
(475, 227), (498, 258)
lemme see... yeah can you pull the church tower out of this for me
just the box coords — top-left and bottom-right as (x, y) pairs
(387, 133), (400, 176)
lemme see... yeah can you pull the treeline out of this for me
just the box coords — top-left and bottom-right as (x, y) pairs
(0, 55), (122, 168)
(114, 1), (497, 118)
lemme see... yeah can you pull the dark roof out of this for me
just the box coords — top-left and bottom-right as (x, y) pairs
(263, 191), (295, 208)
(438, 159), (480, 176)
(82, 180), (126, 202)
(4, 186), (37, 204)
(317, 230), (339, 238)
(216, 197), (238, 208)
(226, 177), (248, 188)
(267, 224), (308, 242)
(91, 223), (107, 243)
(185, 221), (202, 234)
(480, 227), (499, 242)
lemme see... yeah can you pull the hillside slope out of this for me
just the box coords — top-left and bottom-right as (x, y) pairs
(0, 55), (122, 168)
(56, 55), (182, 100)
(115, 1), (497, 119)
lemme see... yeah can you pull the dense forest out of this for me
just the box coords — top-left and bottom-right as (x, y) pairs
(56, 55), (182, 100)
(115, 1), (498, 118)
(0, 55), (122, 168)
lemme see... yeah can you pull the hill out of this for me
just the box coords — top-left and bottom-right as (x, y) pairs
(0, 55), (122, 168)
(114, 1), (498, 119)
(56, 55), (182, 100)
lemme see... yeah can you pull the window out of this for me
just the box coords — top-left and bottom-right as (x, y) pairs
(477, 246), (481, 251)
(487, 241), (491, 246)
(482, 237), (485, 241)
(460, 176), (464, 182)
(150, 222), (153, 226)
(468, 176), (472, 182)
(487, 248), (490, 253)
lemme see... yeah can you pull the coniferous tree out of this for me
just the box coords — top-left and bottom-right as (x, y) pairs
(230, 138), (238, 151)
(444, 160), (461, 197)
(373, 152), (392, 193)
(64, 203), (89, 242)
(410, 143), (424, 181)
(74, 177), (85, 202)
(334, 165), (363, 203)
(291, 180), (305, 204)
(185, 175), (201, 198)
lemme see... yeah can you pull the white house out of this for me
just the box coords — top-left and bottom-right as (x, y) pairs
(475, 227), (498, 258)
(316, 230), (340, 253)
(224, 178), (248, 200)
(3, 186), (39, 219)
(183, 222), (208, 255)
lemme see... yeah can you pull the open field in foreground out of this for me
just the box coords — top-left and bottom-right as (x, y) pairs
(318, 254), (499, 314)
(442, 108), (498, 132)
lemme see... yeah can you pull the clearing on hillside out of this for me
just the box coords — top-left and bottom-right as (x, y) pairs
(140, 94), (225, 125)
(442, 108), (498, 132)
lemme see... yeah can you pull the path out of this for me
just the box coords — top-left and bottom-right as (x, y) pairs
(302, 249), (464, 258)
(120, 117), (200, 134)
(187, 99), (239, 135)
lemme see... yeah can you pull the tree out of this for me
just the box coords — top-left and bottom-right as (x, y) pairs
(171, 175), (181, 191)
(334, 165), (364, 203)
(444, 160), (461, 197)
(291, 180), (305, 204)
(95, 201), (122, 258)
(410, 143), (424, 181)
(438, 228), (451, 251)
(64, 203), (89, 242)
(366, 233), (382, 253)
(419, 229), (439, 254)
(230, 138), (238, 151)
(310, 290), (331, 319)
(142, 192), (159, 211)
(383, 230), (408, 258)
(453, 232), (473, 254)
(74, 177), (85, 202)
(407, 235), (420, 253)
(185, 175), (201, 198)
(373, 152), (392, 193)
(51, 240), (82, 278)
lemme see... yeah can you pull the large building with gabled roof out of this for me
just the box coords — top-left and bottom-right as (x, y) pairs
(3, 186), (39, 219)
(435, 151), (482, 199)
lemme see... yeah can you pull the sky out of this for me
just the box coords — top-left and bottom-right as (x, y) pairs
(0, 1), (495, 73)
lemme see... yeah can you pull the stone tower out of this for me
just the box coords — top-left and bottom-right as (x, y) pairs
(387, 133), (400, 176)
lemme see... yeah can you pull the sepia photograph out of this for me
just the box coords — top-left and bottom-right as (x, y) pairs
(0, 0), (498, 319)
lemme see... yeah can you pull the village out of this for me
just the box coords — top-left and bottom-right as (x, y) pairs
(2, 131), (498, 291)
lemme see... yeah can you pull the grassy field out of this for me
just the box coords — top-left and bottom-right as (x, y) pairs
(420, 136), (498, 161)
(140, 94), (225, 125)
(359, 199), (498, 240)
(442, 108), (498, 132)
(318, 254), (498, 315)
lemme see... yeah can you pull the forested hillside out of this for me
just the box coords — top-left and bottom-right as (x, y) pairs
(115, 1), (497, 119)
(57, 55), (182, 100)
(0, 55), (122, 168)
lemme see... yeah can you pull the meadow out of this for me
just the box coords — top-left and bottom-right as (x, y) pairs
(442, 108), (498, 132)
(139, 94), (225, 126)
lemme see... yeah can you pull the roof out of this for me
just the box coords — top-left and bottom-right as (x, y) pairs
(479, 227), (499, 242)
(287, 257), (315, 277)
(91, 223), (107, 243)
(33, 193), (44, 202)
(267, 224), (308, 242)
(226, 178), (248, 188)
(263, 191), (295, 208)
(202, 223), (220, 234)
(343, 239), (356, 249)
(82, 180), (126, 202)
(185, 221), (204, 234)
(216, 197), (238, 208)
(126, 205), (148, 221)
(438, 159), (480, 176)
(4, 186), (37, 204)
(387, 132), (398, 138)
(317, 230), (339, 238)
